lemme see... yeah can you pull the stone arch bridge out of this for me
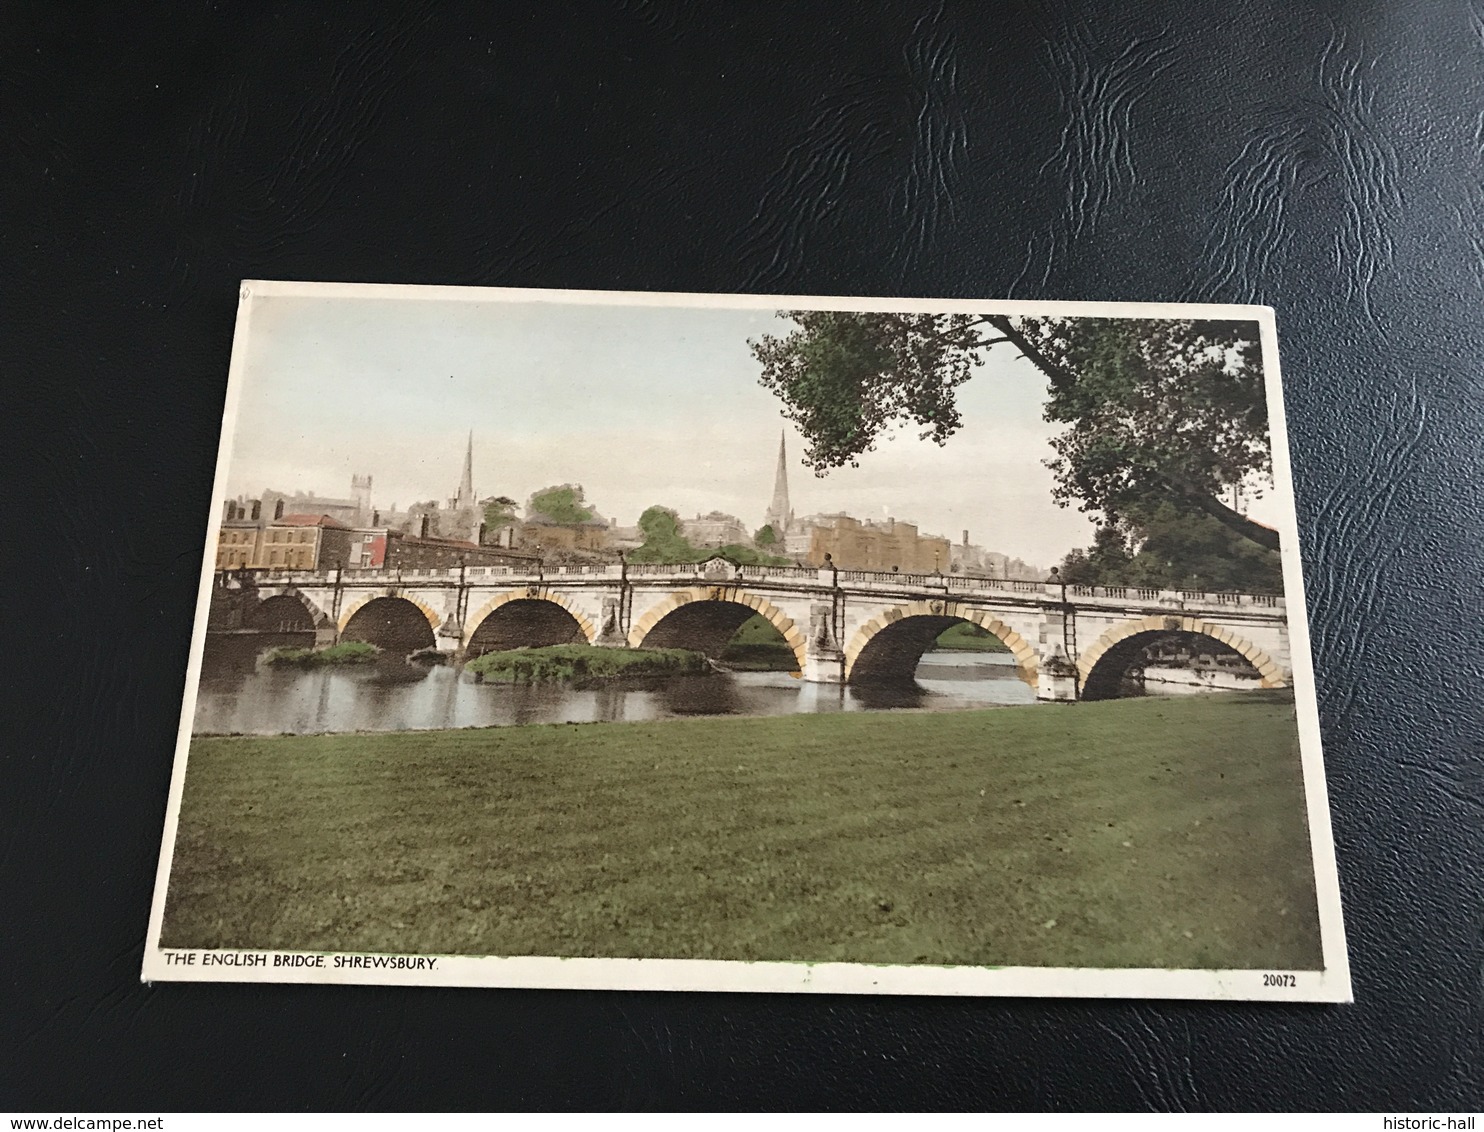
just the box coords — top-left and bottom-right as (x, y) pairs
(222, 557), (1291, 702)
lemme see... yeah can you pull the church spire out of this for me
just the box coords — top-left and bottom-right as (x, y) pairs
(456, 431), (474, 508)
(764, 430), (792, 534)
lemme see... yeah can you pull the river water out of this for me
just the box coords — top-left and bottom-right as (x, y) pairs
(192, 634), (1038, 735)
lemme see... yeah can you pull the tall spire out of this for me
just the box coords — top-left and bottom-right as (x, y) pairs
(764, 430), (792, 533)
(457, 431), (474, 507)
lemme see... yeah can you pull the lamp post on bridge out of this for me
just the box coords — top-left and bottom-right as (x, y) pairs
(1037, 566), (1080, 703)
(331, 564), (344, 635)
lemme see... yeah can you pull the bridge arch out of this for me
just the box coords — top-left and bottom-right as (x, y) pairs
(844, 602), (1039, 686)
(629, 587), (807, 671)
(464, 588), (597, 656)
(1077, 615), (1287, 701)
(245, 590), (330, 632)
(337, 594), (439, 653)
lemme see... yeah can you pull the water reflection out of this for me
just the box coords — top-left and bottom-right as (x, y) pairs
(192, 636), (1040, 736)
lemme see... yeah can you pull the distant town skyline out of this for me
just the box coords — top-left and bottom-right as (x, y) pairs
(224, 294), (1280, 567)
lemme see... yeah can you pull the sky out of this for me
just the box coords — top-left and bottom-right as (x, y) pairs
(225, 292), (1276, 569)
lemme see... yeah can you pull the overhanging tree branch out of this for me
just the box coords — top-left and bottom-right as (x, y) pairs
(1156, 473), (1281, 551)
(983, 314), (1078, 394)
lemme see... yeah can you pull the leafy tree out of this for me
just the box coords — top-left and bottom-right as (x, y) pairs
(1058, 503), (1283, 593)
(754, 524), (778, 548)
(1059, 525), (1133, 585)
(527, 485), (596, 524)
(751, 312), (1278, 550)
(1038, 319), (1274, 550)
(637, 505), (683, 543)
(630, 506), (701, 563)
(716, 543), (791, 567)
(630, 508), (791, 565)
(481, 495), (518, 532)
(1122, 502), (1283, 592)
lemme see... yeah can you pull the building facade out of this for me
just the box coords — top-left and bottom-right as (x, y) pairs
(794, 513), (951, 573)
(949, 531), (1043, 581)
(214, 509), (354, 571)
(519, 519), (611, 554)
(243, 473), (375, 530)
(681, 511), (751, 548)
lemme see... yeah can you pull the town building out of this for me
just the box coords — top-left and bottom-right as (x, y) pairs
(949, 531), (1043, 580)
(365, 529), (538, 571)
(605, 519), (646, 552)
(520, 519), (611, 554)
(681, 511), (750, 549)
(752, 434), (949, 570)
(214, 502), (354, 571)
(794, 513), (952, 574)
(520, 484), (612, 558)
(248, 473), (375, 529)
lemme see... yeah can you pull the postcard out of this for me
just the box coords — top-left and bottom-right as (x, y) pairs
(143, 282), (1350, 1000)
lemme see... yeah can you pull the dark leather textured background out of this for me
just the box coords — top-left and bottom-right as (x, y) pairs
(5, 0), (1483, 1111)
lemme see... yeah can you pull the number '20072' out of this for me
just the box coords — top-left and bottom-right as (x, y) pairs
(1263, 973), (1297, 987)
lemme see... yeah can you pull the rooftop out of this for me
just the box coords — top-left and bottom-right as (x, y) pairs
(272, 513), (352, 529)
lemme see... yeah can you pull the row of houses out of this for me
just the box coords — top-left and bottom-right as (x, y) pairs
(215, 499), (1040, 580)
(216, 437), (1041, 577)
(214, 500), (537, 573)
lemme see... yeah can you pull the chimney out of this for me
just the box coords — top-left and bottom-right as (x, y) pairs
(420, 513), (430, 539)
(963, 529), (969, 547)
(372, 510), (380, 527)
(274, 498), (284, 520)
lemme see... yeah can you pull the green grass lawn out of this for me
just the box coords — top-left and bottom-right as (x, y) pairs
(162, 691), (1323, 970)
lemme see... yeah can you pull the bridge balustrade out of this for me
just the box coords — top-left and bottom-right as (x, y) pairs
(233, 567), (1284, 615)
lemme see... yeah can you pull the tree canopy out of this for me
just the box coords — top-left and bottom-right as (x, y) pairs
(527, 485), (597, 525)
(481, 495), (518, 528)
(630, 506), (789, 566)
(630, 506), (694, 562)
(750, 312), (1278, 550)
(1058, 503), (1284, 594)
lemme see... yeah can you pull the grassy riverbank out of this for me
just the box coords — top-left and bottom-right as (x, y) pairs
(465, 644), (710, 684)
(935, 622), (1011, 652)
(262, 641), (379, 667)
(162, 691), (1322, 970)
(719, 614), (797, 670)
